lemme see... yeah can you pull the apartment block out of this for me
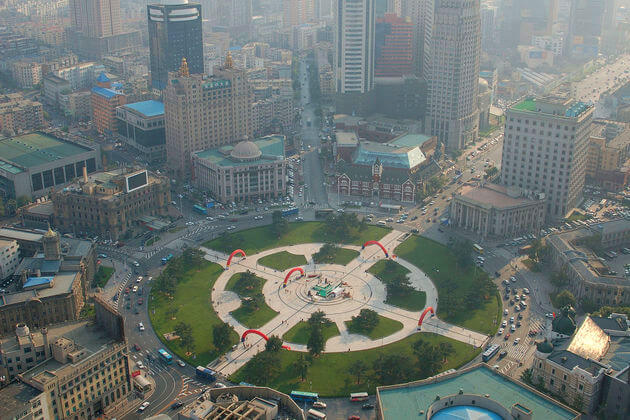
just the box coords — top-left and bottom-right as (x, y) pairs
(0, 239), (19, 280)
(0, 93), (44, 134)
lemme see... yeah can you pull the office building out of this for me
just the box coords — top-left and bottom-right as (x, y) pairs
(192, 136), (287, 204)
(283, 0), (314, 27)
(53, 62), (104, 91)
(69, 0), (121, 38)
(164, 56), (253, 177)
(0, 93), (44, 135)
(0, 132), (100, 200)
(400, 0), (426, 75)
(91, 72), (126, 135)
(0, 239), (19, 280)
(502, 96), (594, 220)
(450, 183), (546, 239)
(424, 0), (481, 151)
(480, 5), (496, 51)
(0, 380), (49, 420)
(497, 0), (557, 50)
(374, 13), (413, 78)
(52, 168), (170, 240)
(116, 100), (166, 163)
(335, 0), (376, 94)
(586, 122), (630, 191)
(566, 0), (612, 58)
(148, 1), (203, 91)
(375, 364), (579, 420)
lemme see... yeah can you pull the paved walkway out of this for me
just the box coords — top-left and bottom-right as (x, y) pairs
(200, 230), (487, 376)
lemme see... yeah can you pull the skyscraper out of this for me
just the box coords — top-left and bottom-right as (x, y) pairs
(566, 0), (612, 58)
(375, 13), (413, 77)
(283, 0), (314, 27)
(424, 0), (481, 151)
(335, 0), (375, 94)
(69, 0), (122, 38)
(164, 56), (253, 177)
(400, 0), (426, 76)
(148, 1), (203, 91)
(480, 5), (496, 52)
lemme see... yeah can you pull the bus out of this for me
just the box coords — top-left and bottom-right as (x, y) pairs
(290, 390), (319, 403)
(161, 254), (173, 265)
(350, 392), (369, 402)
(282, 207), (299, 217)
(158, 348), (173, 364)
(193, 204), (208, 215)
(472, 244), (484, 254)
(315, 209), (334, 218)
(196, 366), (217, 381)
(307, 408), (327, 419)
(482, 344), (500, 362)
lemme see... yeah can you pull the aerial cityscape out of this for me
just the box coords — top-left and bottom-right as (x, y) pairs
(0, 0), (630, 419)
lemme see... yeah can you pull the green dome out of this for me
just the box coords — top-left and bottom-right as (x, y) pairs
(536, 339), (553, 353)
(552, 314), (576, 336)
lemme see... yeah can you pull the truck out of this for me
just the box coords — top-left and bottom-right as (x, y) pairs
(282, 207), (299, 217)
(161, 254), (174, 265)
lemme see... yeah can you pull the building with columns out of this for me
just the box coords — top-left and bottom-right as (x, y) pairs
(449, 182), (545, 239)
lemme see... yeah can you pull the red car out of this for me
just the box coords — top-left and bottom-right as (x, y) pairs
(124, 287), (130, 294)
(348, 417), (360, 420)
(133, 344), (141, 351)
(137, 298), (144, 305)
(504, 333), (510, 341)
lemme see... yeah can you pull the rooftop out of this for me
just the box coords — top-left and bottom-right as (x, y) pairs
(455, 183), (542, 209)
(0, 381), (42, 419)
(377, 364), (578, 420)
(123, 100), (164, 117)
(336, 131), (359, 146)
(566, 316), (610, 361)
(353, 141), (426, 169)
(91, 86), (122, 100)
(0, 271), (79, 307)
(511, 96), (593, 119)
(194, 135), (285, 168)
(547, 350), (605, 376)
(0, 132), (93, 173)
(389, 133), (434, 148)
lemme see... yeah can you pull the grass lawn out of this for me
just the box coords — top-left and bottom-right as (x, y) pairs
(203, 221), (389, 255)
(145, 236), (160, 246)
(149, 262), (239, 366)
(93, 266), (114, 288)
(313, 247), (360, 265)
(258, 251), (307, 271)
(395, 236), (500, 335)
(226, 272), (279, 329)
(567, 211), (590, 222)
(367, 260), (426, 311)
(282, 321), (340, 345)
(230, 332), (480, 396)
(345, 315), (404, 340)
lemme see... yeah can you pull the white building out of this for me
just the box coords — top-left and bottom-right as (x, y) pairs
(501, 96), (594, 221)
(334, 0), (375, 94)
(0, 240), (19, 280)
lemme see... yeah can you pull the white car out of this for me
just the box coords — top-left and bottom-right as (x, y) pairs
(214, 382), (227, 389)
(138, 402), (150, 412)
(313, 401), (327, 409)
(176, 360), (186, 367)
(501, 320), (507, 327)
(132, 286), (138, 293)
(510, 276), (517, 283)
(503, 309), (508, 315)
(136, 276), (143, 283)
(514, 338), (521, 345)
(138, 322), (145, 331)
(498, 328), (504, 335)
(132, 261), (140, 267)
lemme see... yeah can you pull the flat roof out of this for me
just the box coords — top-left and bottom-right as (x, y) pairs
(0, 381), (42, 419)
(389, 133), (434, 148)
(194, 135), (285, 168)
(91, 86), (121, 99)
(336, 131), (359, 146)
(123, 100), (164, 117)
(513, 98), (537, 111)
(0, 271), (79, 307)
(0, 228), (44, 243)
(455, 183), (541, 209)
(378, 365), (577, 420)
(0, 132), (93, 172)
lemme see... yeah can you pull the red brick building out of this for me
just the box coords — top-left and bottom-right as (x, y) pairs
(91, 72), (125, 134)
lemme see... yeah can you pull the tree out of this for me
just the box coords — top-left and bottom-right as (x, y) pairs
(245, 352), (280, 385)
(271, 210), (288, 238)
(307, 310), (330, 328)
(265, 335), (284, 352)
(555, 290), (576, 309)
(351, 309), (379, 331)
(386, 272), (414, 298)
(550, 271), (569, 290)
(372, 354), (411, 385)
(347, 360), (367, 384)
(450, 240), (473, 269)
(520, 368), (533, 385)
(307, 324), (325, 356)
(16, 195), (31, 208)
(484, 166), (499, 179)
(412, 338), (443, 378)
(292, 353), (311, 381)
(213, 323), (233, 352)
(438, 341), (455, 363)
(175, 322), (194, 354)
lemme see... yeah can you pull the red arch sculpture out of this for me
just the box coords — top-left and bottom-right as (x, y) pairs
(283, 267), (305, 287)
(417, 306), (435, 328)
(362, 240), (389, 258)
(241, 329), (291, 350)
(226, 249), (246, 268)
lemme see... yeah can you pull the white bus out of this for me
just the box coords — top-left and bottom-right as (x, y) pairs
(472, 244), (484, 254)
(307, 408), (327, 419)
(350, 392), (369, 402)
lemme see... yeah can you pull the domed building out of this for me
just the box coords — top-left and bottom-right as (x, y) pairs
(192, 135), (287, 204)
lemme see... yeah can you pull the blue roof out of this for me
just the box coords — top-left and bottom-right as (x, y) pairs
(96, 72), (110, 83)
(91, 86), (121, 99)
(23, 277), (54, 288)
(124, 100), (164, 117)
(111, 82), (123, 90)
(432, 406), (503, 420)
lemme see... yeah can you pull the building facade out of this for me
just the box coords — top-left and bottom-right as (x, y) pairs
(374, 13), (413, 78)
(423, 0), (481, 151)
(586, 123), (630, 191)
(0, 239), (19, 280)
(116, 100), (166, 163)
(335, 0), (375, 94)
(450, 183), (546, 239)
(192, 136), (287, 204)
(52, 169), (170, 240)
(502, 96), (594, 221)
(283, 0), (314, 28)
(91, 73), (126, 135)
(69, 0), (122, 38)
(0, 93), (44, 135)
(164, 56), (253, 177)
(147, 2), (204, 91)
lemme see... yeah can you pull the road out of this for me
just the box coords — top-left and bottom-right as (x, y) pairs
(573, 54), (630, 118)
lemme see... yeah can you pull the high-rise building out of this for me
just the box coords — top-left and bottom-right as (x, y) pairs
(375, 13), (413, 77)
(400, 0), (425, 75)
(480, 5), (496, 51)
(424, 0), (481, 151)
(566, 0), (612, 58)
(164, 56), (253, 177)
(205, 0), (252, 32)
(283, 0), (314, 27)
(91, 72), (126, 134)
(502, 96), (594, 220)
(148, 1), (203, 91)
(69, 0), (122, 38)
(497, 0), (557, 50)
(335, 0), (376, 94)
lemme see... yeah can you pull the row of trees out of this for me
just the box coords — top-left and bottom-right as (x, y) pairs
(0, 195), (32, 217)
(307, 310), (330, 356)
(322, 212), (366, 242)
(312, 243), (338, 264)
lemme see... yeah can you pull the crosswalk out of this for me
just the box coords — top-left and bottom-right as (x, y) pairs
(178, 376), (209, 397)
(110, 272), (131, 311)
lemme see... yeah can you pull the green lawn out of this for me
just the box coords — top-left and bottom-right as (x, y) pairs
(145, 236), (160, 246)
(93, 266), (114, 288)
(345, 315), (404, 340)
(313, 247), (359, 265)
(230, 333), (481, 397)
(203, 221), (389, 255)
(258, 251), (307, 271)
(567, 211), (590, 222)
(226, 272), (279, 329)
(368, 260), (427, 311)
(282, 321), (340, 345)
(395, 236), (500, 335)
(148, 262), (239, 366)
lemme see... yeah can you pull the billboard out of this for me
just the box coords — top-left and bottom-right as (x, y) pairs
(125, 170), (148, 193)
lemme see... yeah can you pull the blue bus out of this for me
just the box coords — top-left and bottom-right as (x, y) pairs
(290, 390), (319, 403)
(161, 253), (173, 265)
(282, 207), (299, 217)
(158, 348), (173, 364)
(482, 344), (500, 362)
(193, 204), (208, 215)
(196, 366), (217, 381)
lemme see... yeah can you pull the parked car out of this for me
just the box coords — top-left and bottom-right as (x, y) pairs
(313, 401), (327, 409)
(138, 402), (150, 412)
(362, 403), (375, 410)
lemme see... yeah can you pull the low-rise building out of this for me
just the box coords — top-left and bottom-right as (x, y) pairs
(59, 90), (92, 121)
(18, 200), (55, 230)
(0, 93), (44, 135)
(43, 74), (71, 107)
(450, 183), (546, 239)
(52, 168), (170, 240)
(0, 239), (19, 280)
(192, 136), (287, 204)
(116, 100), (166, 163)
(586, 123), (630, 191)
